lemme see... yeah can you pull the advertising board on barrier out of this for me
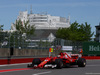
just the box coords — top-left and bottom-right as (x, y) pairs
(83, 42), (100, 55)
(62, 46), (72, 51)
(89, 45), (100, 51)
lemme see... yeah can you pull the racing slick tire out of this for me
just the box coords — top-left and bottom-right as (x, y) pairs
(77, 58), (86, 67)
(27, 58), (41, 67)
(55, 59), (63, 69)
(32, 58), (41, 66)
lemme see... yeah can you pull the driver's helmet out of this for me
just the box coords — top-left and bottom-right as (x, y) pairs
(79, 49), (83, 54)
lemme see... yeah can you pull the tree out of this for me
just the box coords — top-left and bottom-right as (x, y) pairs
(0, 25), (9, 47)
(0, 25), (4, 43)
(56, 21), (94, 41)
(0, 25), (3, 31)
(8, 31), (27, 48)
(56, 28), (70, 40)
(7, 20), (35, 48)
(14, 19), (35, 35)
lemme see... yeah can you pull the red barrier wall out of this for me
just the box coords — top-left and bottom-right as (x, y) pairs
(82, 56), (100, 59)
(0, 59), (8, 65)
(0, 56), (100, 65)
(0, 58), (46, 65)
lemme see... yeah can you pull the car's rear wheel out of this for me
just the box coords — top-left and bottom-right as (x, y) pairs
(77, 58), (86, 67)
(55, 59), (63, 69)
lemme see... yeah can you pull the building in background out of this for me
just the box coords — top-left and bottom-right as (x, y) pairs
(11, 11), (70, 30)
(11, 11), (70, 42)
(95, 23), (100, 42)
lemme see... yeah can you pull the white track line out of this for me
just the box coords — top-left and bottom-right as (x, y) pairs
(1, 63), (100, 67)
(86, 65), (100, 66)
(86, 73), (100, 74)
(32, 71), (51, 75)
(0, 63), (31, 67)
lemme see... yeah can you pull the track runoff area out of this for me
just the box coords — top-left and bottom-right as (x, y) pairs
(0, 60), (100, 75)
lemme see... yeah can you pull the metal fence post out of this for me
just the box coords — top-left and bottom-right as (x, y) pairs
(61, 39), (64, 46)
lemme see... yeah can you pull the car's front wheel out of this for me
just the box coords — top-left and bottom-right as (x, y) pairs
(32, 58), (41, 66)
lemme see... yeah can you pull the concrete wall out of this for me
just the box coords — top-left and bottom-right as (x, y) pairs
(0, 48), (61, 57)
(0, 48), (9, 57)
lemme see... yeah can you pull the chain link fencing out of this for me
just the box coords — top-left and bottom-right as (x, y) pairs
(0, 32), (83, 57)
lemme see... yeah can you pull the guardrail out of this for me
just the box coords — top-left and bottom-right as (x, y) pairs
(0, 56), (100, 65)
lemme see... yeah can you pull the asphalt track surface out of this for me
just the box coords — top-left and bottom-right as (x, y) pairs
(0, 60), (100, 75)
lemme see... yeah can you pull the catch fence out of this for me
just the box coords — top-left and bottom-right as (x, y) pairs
(0, 32), (82, 56)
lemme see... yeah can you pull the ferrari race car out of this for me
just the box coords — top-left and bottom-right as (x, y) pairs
(27, 52), (86, 69)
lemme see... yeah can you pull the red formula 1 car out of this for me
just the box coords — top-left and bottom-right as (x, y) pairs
(27, 52), (86, 69)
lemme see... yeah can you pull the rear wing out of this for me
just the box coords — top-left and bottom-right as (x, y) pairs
(71, 54), (82, 58)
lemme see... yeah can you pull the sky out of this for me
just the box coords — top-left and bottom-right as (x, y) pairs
(0, 0), (100, 37)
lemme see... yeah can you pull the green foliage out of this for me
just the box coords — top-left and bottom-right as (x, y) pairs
(0, 25), (9, 47)
(0, 25), (4, 43)
(7, 32), (27, 48)
(56, 21), (94, 41)
(2, 20), (36, 48)
(0, 25), (3, 31)
(14, 19), (35, 35)
(56, 28), (70, 40)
